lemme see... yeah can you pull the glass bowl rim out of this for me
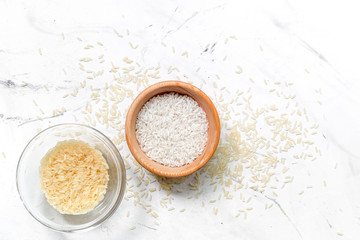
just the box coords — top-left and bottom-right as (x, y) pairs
(16, 123), (126, 232)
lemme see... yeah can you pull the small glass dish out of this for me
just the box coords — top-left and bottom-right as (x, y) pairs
(16, 123), (126, 232)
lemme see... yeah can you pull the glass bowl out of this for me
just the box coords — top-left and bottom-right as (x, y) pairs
(16, 123), (126, 232)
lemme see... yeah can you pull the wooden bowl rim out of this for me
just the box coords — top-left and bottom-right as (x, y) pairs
(125, 81), (220, 177)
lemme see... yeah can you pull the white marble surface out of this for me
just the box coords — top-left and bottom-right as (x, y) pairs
(1, 0), (360, 239)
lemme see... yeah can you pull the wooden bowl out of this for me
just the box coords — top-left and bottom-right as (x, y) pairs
(125, 81), (220, 178)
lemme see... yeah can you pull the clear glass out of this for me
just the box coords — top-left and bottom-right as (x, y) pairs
(16, 123), (126, 232)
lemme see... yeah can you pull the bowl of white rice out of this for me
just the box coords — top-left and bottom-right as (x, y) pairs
(125, 81), (220, 177)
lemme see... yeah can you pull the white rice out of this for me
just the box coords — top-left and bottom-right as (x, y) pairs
(135, 92), (208, 167)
